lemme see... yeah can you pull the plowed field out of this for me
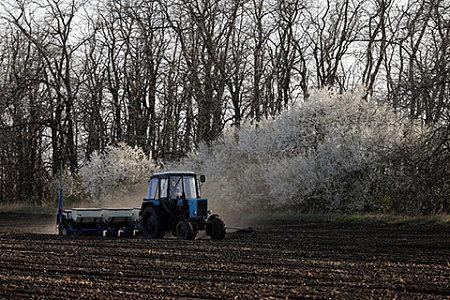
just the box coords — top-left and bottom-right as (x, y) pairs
(0, 213), (449, 299)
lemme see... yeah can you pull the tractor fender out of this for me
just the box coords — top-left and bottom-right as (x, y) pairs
(208, 214), (220, 220)
(140, 200), (160, 217)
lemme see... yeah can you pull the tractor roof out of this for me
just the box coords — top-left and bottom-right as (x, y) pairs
(151, 171), (196, 178)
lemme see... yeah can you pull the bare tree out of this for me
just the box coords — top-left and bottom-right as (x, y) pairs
(163, 0), (234, 144)
(0, 25), (50, 205)
(308, 0), (364, 91)
(385, 0), (450, 124)
(247, 0), (274, 121)
(79, 22), (108, 159)
(361, 0), (392, 98)
(4, 0), (86, 174)
(268, 0), (309, 113)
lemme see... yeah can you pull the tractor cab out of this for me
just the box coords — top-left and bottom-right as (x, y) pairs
(144, 171), (207, 217)
(140, 171), (225, 240)
(146, 171), (197, 200)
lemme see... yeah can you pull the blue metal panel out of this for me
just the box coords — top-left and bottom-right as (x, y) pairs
(143, 200), (160, 206)
(188, 199), (198, 218)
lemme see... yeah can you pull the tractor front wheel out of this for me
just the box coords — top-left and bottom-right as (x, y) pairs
(206, 216), (226, 240)
(141, 206), (166, 239)
(176, 219), (195, 240)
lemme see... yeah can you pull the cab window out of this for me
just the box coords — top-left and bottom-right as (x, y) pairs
(183, 176), (198, 199)
(160, 178), (168, 198)
(147, 178), (159, 199)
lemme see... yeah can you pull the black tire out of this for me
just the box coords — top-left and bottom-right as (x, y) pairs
(206, 216), (226, 240)
(175, 219), (195, 240)
(193, 226), (199, 239)
(141, 206), (166, 239)
(58, 227), (68, 236)
(57, 217), (72, 236)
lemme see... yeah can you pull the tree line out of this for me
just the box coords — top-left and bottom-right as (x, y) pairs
(0, 0), (449, 206)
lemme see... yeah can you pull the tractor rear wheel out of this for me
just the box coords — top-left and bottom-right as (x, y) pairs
(141, 206), (166, 239)
(206, 216), (226, 240)
(175, 219), (195, 240)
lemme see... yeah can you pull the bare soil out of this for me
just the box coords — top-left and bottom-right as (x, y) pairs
(0, 212), (449, 299)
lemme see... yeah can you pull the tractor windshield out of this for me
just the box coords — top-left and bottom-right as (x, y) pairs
(169, 175), (197, 199)
(170, 176), (183, 199)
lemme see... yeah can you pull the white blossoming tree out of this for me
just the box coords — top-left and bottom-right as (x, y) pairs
(80, 143), (157, 205)
(172, 88), (416, 214)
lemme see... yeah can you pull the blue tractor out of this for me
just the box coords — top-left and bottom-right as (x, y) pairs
(140, 171), (226, 240)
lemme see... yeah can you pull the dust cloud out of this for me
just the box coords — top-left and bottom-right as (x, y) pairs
(0, 212), (57, 235)
(61, 182), (148, 209)
(200, 184), (255, 228)
(98, 182), (148, 209)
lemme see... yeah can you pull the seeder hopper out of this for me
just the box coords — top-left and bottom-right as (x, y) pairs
(58, 208), (141, 236)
